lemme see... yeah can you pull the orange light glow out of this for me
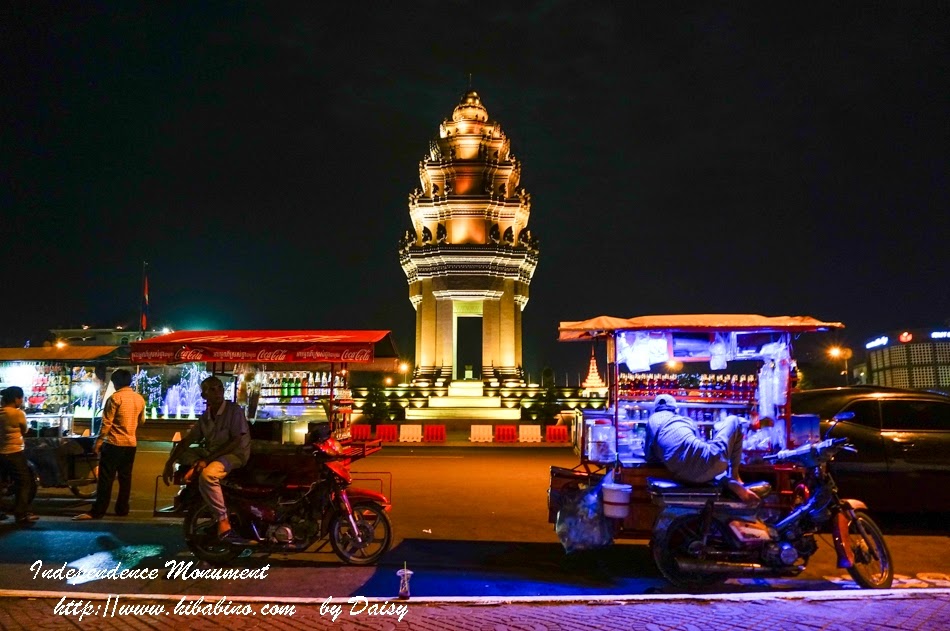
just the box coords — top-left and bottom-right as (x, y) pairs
(448, 218), (486, 244)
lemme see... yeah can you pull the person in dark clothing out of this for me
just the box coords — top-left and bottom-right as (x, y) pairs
(162, 376), (252, 545)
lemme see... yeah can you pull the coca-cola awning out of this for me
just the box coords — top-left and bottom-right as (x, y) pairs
(130, 330), (399, 366)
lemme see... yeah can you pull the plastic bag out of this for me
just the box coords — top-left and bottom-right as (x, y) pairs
(709, 333), (729, 370)
(555, 475), (613, 554)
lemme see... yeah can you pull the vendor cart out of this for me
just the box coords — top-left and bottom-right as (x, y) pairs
(0, 433), (99, 503)
(130, 330), (399, 516)
(548, 314), (843, 538)
(130, 330), (400, 442)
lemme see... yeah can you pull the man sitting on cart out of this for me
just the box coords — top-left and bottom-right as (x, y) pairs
(645, 394), (760, 502)
(162, 376), (253, 545)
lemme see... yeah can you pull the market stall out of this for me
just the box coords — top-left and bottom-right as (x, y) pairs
(0, 345), (126, 435)
(549, 313), (844, 537)
(0, 346), (119, 499)
(130, 330), (400, 443)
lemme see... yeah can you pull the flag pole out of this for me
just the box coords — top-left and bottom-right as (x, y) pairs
(140, 261), (149, 337)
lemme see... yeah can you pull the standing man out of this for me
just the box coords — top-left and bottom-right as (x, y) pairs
(74, 369), (145, 520)
(162, 376), (252, 545)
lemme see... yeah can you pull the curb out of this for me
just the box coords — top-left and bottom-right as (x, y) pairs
(3, 587), (950, 605)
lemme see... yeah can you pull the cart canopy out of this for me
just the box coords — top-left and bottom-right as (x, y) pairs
(130, 330), (399, 369)
(558, 314), (844, 341)
(0, 346), (122, 362)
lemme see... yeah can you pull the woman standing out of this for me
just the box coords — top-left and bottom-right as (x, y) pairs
(0, 386), (39, 525)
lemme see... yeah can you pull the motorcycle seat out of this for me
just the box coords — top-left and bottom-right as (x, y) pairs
(223, 469), (287, 495)
(743, 481), (772, 499)
(647, 478), (721, 498)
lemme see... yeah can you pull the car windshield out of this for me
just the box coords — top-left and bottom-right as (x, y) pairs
(791, 391), (854, 420)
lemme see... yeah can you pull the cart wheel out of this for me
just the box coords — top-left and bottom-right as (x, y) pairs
(69, 462), (98, 499)
(69, 484), (97, 499)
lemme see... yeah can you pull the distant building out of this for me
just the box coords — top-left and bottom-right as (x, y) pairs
(50, 327), (166, 346)
(863, 327), (950, 390)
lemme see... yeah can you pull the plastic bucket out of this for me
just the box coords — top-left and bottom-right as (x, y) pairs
(601, 483), (633, 519)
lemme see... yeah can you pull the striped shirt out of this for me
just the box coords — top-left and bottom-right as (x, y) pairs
(97, 386), (146, 448)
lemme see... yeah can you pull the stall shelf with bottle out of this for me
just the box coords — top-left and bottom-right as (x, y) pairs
(130, 330), (400, 444)
(235, 364), (355, 442)
(553, 314), (844, 538)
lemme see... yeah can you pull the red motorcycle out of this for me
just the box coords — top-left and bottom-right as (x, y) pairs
(177, 424), (392, 565)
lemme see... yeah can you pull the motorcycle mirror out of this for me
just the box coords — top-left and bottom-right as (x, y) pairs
(823, 410), (855, 440)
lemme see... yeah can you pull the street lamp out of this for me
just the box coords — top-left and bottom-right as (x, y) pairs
(828, 346), (853, 385)
(398, 361), (409, 385)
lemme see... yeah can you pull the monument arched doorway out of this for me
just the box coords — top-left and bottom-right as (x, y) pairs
(453, 301), (482, 380)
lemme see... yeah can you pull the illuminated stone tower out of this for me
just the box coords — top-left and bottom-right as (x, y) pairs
(399, 90), (539, 384)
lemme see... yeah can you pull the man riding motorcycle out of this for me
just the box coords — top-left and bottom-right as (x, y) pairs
(162, 376), (253, 545)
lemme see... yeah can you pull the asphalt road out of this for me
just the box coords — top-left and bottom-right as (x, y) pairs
(2, 443), (949, 600)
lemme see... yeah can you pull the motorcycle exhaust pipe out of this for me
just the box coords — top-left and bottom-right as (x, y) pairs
(675, 558), (804, 575)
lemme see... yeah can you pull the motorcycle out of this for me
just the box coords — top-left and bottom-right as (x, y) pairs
(176, 424), (393, 565)
(648, 424), (893, 589)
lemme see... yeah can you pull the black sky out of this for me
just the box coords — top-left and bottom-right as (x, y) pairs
(3, 2), (948, 378)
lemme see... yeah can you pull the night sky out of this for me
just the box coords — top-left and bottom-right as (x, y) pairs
(3, 3), (948, 379)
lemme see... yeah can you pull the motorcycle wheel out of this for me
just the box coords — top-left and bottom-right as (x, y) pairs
(846, 511), (893, 589)
(183, 503), (241, 564)
(329, 501), (393, 566)
(652, 514), (728, 589)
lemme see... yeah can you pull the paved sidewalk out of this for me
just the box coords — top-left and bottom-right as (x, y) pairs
(1, 588), (948, 630)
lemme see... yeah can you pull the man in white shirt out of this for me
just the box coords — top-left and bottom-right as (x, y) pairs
(74, 369), (145, 520)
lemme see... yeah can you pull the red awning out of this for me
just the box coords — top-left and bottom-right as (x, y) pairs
(558, 314), (844, 341)
(130, 330), (398, 365)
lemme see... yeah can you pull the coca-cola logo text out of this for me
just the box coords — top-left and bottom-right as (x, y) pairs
(340, 349), (372, 362)
(257, 349), (288, 361)
(175, 348), (205, 361)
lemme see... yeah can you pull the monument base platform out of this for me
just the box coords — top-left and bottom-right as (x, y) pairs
(405, 407), (521, 421)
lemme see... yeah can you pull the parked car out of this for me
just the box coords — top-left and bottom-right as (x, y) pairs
(791, 386), (950, 513)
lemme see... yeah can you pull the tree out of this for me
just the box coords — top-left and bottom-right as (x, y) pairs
(362, 386), (391, 423)
(537, 367), (563, 423)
